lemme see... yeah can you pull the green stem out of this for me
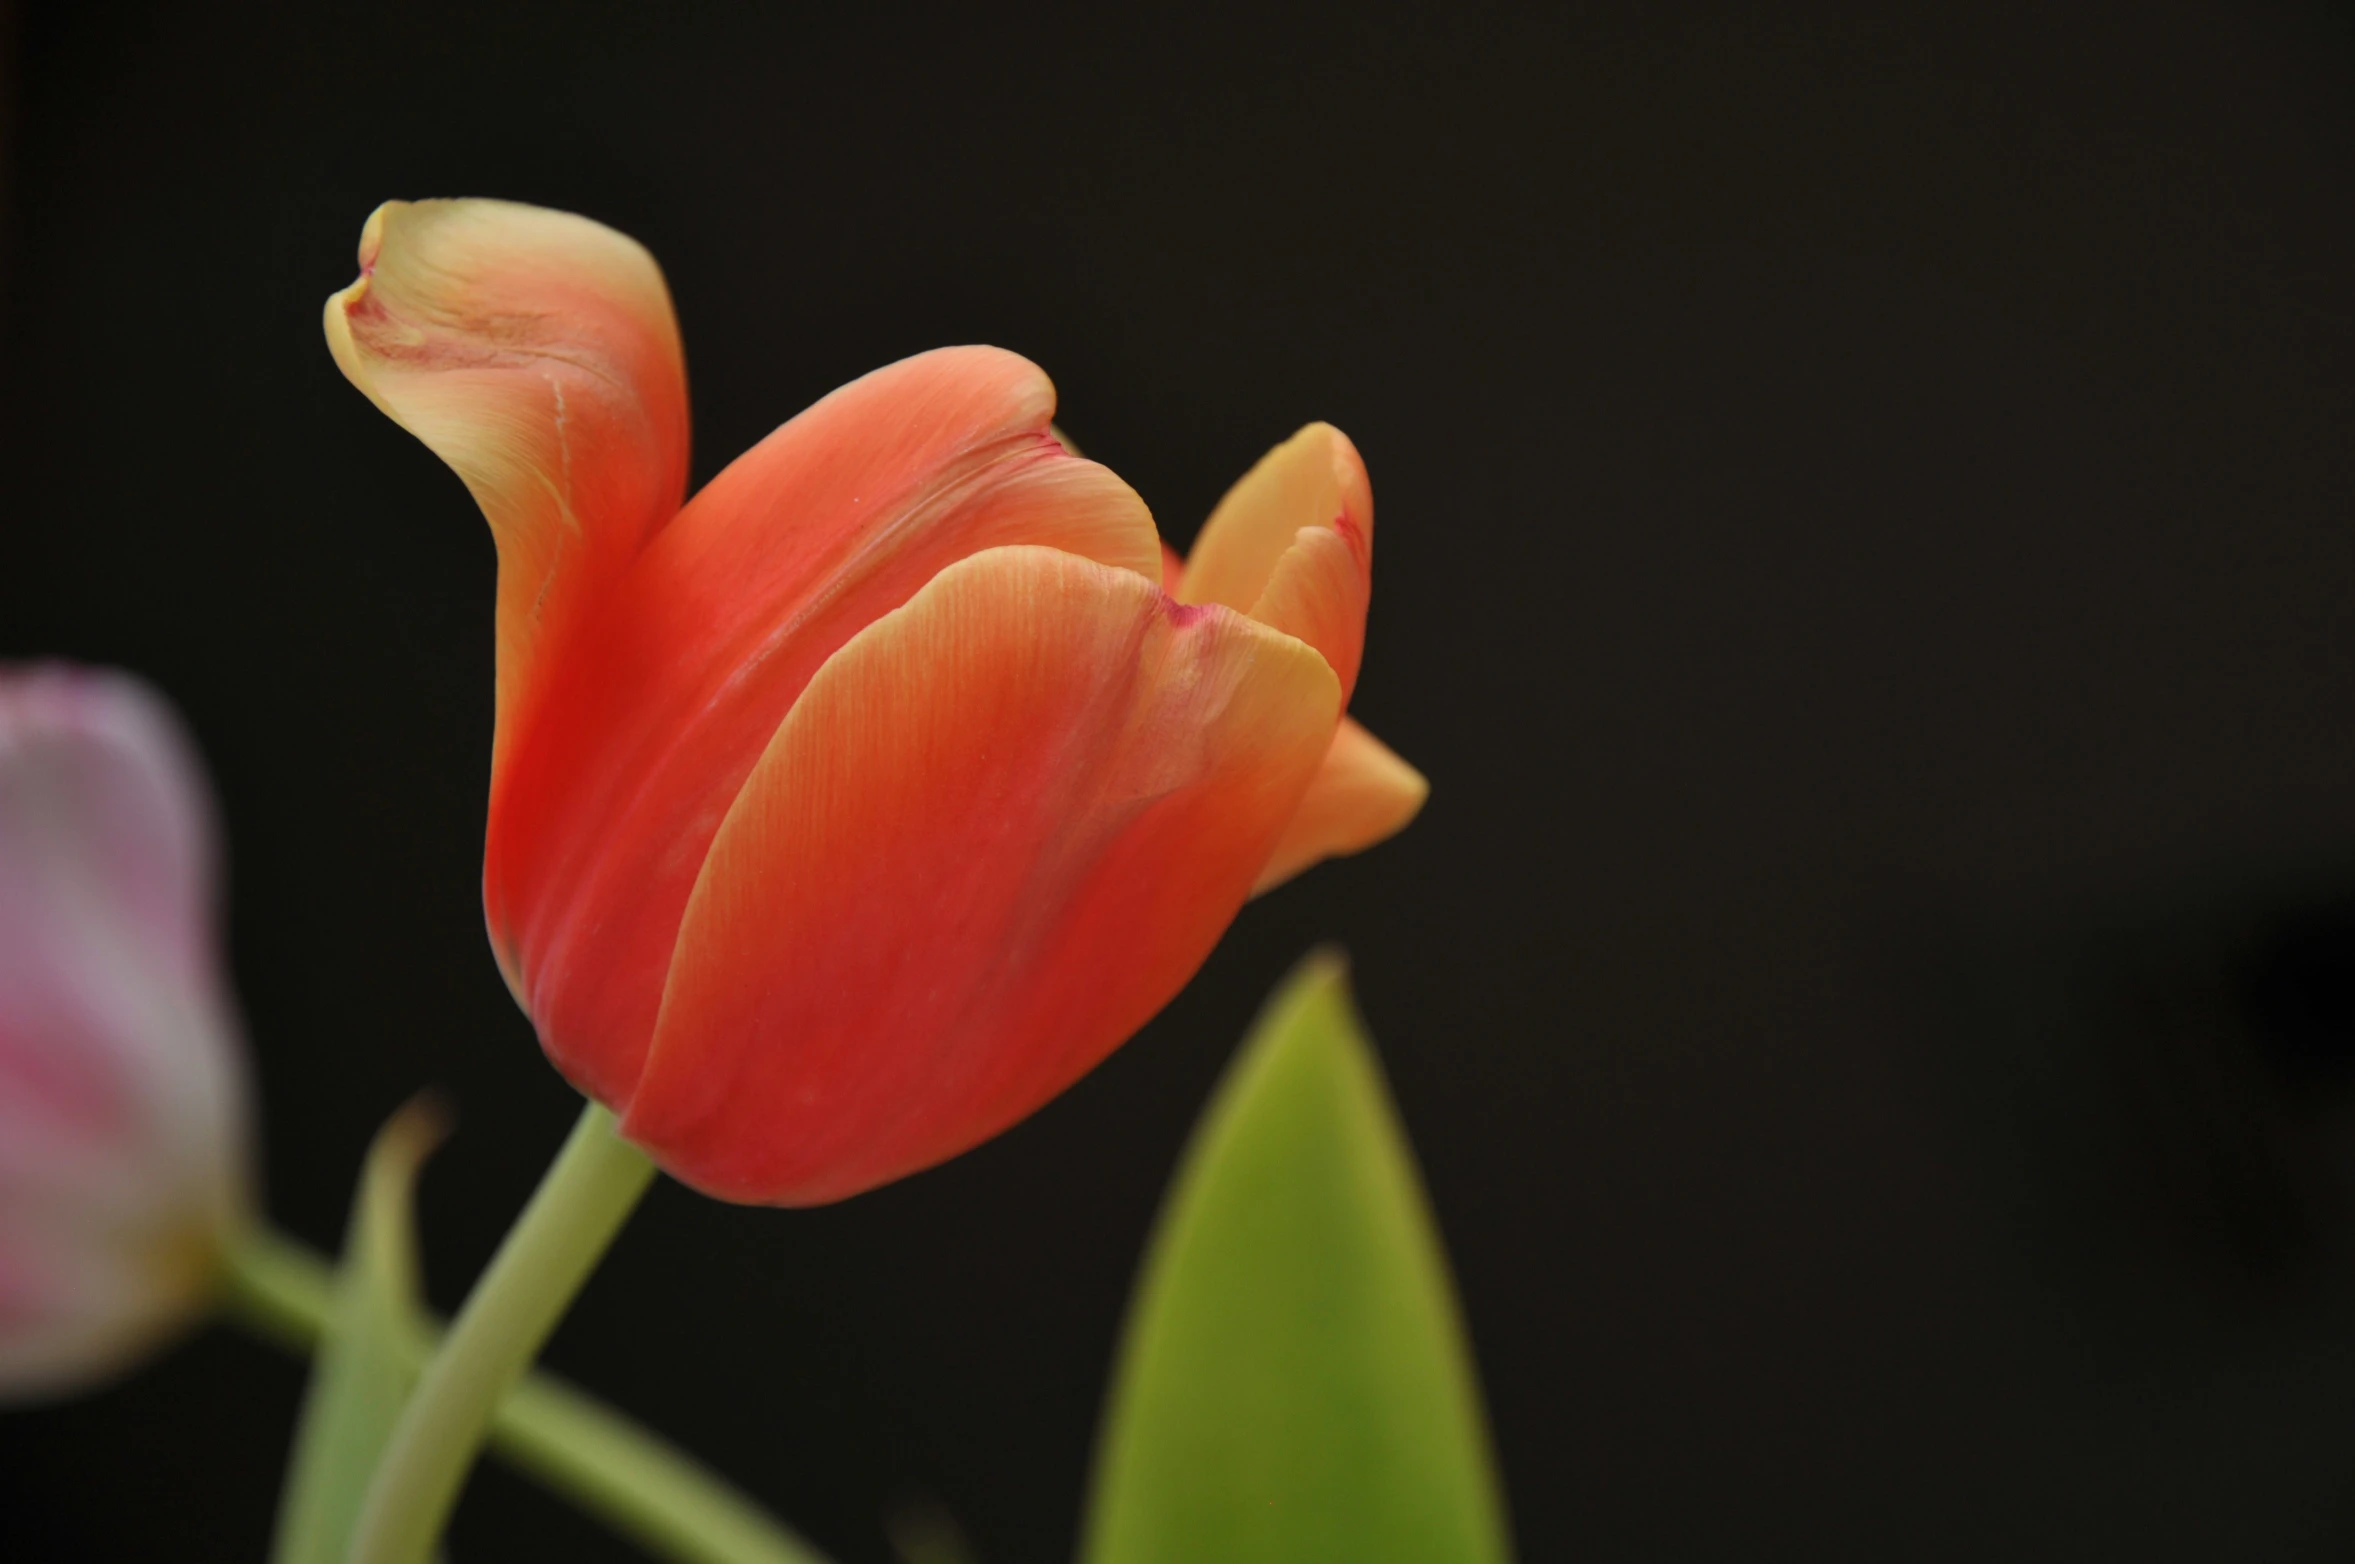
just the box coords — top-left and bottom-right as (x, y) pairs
(218, 1228), (826, 1564)
(341, 1101), (661, 1564)
(220, 1224), (337, 1352)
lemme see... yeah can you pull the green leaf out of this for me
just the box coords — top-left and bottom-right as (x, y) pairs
(269, 1096), (449, 1564)
(1081, 950), (1513, 1564)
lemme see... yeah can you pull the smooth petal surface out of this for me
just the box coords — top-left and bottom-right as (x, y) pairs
(324, 200), (691, 757)
(1250, 520), (1372, 706)
(623, 546), (1340, 1204)
(1252, 717), (1430, 895)
(488, 348), (1162, 1108)
(1180, 424), (1373, 700)
(0, 668), (248, 1399)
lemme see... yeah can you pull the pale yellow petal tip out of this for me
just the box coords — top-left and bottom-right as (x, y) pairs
(321, 287), (367, 392)
(1352, 736), (1431, 844)
(355, 197), (400, 266)
(324, 200), (401, 323)
(1308, 422), (1373, 537)
(321, 200), (412, 412)
(1181, 421), (1371, 612)
(1279, 421), (1366, 486)
(1385, 750), (1433, 824)
(1249, 719), (1427, 896)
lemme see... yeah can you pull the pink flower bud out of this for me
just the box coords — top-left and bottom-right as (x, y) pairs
(0, 667), (251, 1400)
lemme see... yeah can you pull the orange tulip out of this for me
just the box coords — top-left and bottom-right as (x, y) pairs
(326, 200), (1426, 1205)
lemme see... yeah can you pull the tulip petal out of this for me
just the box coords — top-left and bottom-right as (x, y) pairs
(488, 349), (1162, 1108)
(0, 1232), (199, 1399)
(0, 668), (247, 1399)
(324, 200), (691, 755)
(622, 546), (1340, 1204)
(1251, 717), (1430, 895)
(1249, 517), (1371, 704)
(1179, 424), (1373, 700)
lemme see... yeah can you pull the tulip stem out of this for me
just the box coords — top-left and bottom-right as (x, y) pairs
(218, 1226), (830, 1564)
(343, 1101), (660, 1564)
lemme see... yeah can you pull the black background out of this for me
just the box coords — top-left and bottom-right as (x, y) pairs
(4, 1), (2355, 1558)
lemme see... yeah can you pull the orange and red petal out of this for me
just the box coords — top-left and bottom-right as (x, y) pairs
(323, 200), (691, 756)
(1251, 716), (1430, 895)
(620, 545), (1340, 1204)
(490, 350), (1165, 1108)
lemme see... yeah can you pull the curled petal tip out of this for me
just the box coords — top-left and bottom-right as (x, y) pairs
(321, 201), (410, 381)
(1253, 716), (1428, 895)
(322, 197), (692, 753)
(355, 198), (396, 267)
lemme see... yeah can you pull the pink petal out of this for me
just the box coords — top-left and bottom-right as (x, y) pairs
(0, 667), (248, 1400)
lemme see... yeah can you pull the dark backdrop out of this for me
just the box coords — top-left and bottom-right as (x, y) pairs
(3, 2), (2354, 1559)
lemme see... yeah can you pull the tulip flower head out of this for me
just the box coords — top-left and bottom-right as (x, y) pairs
(0, 667), (251, 1399)
(327, 199), (1426, 1205)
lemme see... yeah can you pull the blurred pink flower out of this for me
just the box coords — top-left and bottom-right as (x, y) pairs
(0, 666), (251, 1399)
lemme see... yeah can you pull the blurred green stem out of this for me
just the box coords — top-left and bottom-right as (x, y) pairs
(221, 1114), (809, 1564)
(343, 1103), (657, 1564)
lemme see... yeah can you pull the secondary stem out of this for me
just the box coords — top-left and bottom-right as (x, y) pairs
(344, 1101), (660, 1564)
(217, 1227), (827, 1564)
